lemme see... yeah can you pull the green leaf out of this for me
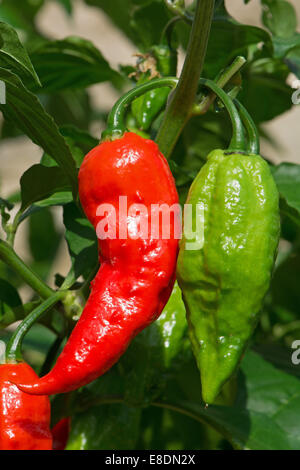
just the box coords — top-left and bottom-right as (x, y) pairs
(271, 252), (300, 318)
(60, 125), (99, 155)
(285, 44), (300, 79)
(137, 405), (225, 450)
(262, 0), (297, 39)
(36, 192), (73, 208)
(0, 21), (40, 87)
(121, 282), (188, 407)
(236, 350), (300, 450)
(0, 0), (44, 33)
(30, 37), (122, 92)
(181, 400), (290, 450)
(84, 0), (169, 49)
(272, 163), (300, 219)
(165, 350), (300, 449)
(67, 403), (141, 450)
(0, 68), (78, 194)
(20, 164), (71, 211)
(63, 203), (98, 281)
(0, 278), (22, 327)
(42, 89), (96, 131)
(131, 3), (170, 50)
(203, 20), (271, 78)
(84, 0), (134, 44)
(239, 58), (292, 123)
(18, 192), (73, 226)
(155, 282), (188, 369)
(28, 208), (62, 281)
(67, 367), (141, 450)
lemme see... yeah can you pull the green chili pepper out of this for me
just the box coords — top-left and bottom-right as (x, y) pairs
(131, 45), (177, 131)
(177, 86), (280, 404)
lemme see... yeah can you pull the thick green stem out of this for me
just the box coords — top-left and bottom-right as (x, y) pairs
(5, 210), (22, 247)
(6, 291), (65, 363)
(102, 77), (178, 141)
(234, 99), (260, 155)
(156, 0), (215, 158)
(0, 240), (54, 299)
(198, 79), (245, 152)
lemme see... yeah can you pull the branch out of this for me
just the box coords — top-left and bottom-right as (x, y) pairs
(156, 0), (215, 158)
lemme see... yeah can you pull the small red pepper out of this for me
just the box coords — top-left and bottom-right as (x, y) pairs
(0, 363), (52, 450)
(14, 132), (179, 395)
(52, 417), (71, 450)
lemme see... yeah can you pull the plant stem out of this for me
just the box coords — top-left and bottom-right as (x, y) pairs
(102, 77), (178, 141)
(0, 239), (54, 299)
(234, 98), (260, 154)
(5, 210), (22, 246)
(164, 0), (193, 23)
(198, 79), (245, 152)
(6, 291), (65, 363)
(194, 56), (246, 115)
(156, 0), (215, 159)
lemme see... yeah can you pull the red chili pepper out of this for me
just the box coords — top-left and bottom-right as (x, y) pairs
(52, 417), (71, 450)
(0, 363), (52, 450)
(14, 132), (179, 395)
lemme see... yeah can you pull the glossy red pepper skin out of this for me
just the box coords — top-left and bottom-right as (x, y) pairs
(0, 363), (52, 450)
(52, 417), (71, 450)
(16, 132), (179, 395)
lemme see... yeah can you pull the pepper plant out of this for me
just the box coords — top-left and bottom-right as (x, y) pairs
(0, 0), (300, 451)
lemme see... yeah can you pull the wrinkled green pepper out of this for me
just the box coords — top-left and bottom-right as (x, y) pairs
(177, 149), (280, 404)
(131, 45), (177, 131)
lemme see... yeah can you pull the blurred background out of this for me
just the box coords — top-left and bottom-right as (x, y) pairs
(1, 0), (300, 296)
